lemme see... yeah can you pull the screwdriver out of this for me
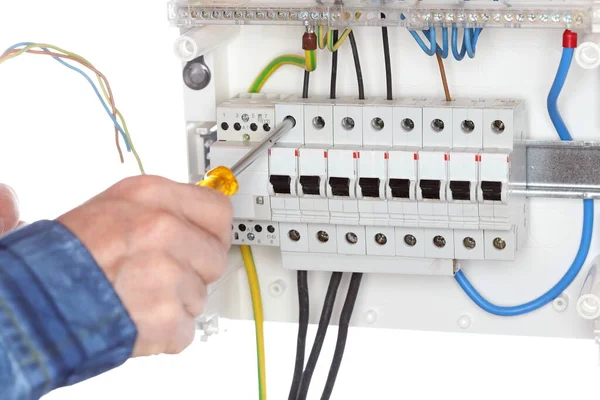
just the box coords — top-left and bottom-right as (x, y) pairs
(197, 116), (296, 196)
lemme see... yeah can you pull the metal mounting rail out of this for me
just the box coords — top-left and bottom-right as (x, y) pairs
(512, 140), (600, 200)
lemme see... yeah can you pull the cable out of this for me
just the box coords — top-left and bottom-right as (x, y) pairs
(454, 30), (594, 317)
(302, 70), (310, 99)
(249, 51), (316, 93)
(348, 31), (365, 100)
(548, 47), (575, 140)
(320, 273), (363, 400)
(288, 271), (309, 400)
(455, 200), (593, 316)
(381, 14), (393, 101)
(435, 53), (452, 101)
(241, 246), (267, 400)
(296, 272), (343, 400)
(330, 30), (339, 100)
(3, 43), (127, 155)
(451, 26), (467, 61)
(1, 43), (145, 174)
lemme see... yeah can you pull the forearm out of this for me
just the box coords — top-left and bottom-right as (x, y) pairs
(0, 221), (137, 399)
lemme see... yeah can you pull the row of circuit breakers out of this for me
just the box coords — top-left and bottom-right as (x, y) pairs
(212, 94), (527, 264)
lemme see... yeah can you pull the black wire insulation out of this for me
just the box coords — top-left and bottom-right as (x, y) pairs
(330, 30), (339, 100)
(348, 31), (365, 100)
(320, 273), (364, 400)
(288, 271), (310, 400)
(381, 14), (393, 100)
(302, 70), (310, 99)
(296, 272), (343, 400)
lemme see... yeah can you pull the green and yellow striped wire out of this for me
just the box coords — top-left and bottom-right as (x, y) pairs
(317, 25), (352, 52)
(249, 50), (317, 94)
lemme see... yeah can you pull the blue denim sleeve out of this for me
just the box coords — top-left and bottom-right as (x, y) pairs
(0, 220), (137, 399)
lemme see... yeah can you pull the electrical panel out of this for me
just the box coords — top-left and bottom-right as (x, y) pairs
(213, 95), (527, 271)
(174, 1), (600, 352)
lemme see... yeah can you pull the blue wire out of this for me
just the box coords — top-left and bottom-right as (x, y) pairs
(451, 26), (467, 61)
(422, 26), (448, 59)
(464, 28), (476, 58)
(454, 46), (594, 317)
(407, 26), (438, 56)
(5, 42), (131, 152)
(548, 47), (575, 141)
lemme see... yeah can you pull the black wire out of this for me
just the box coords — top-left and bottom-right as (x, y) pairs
(296, 272), (343, 400)
(288, 271), (310, 400)
(302, 70), (310, 99)
(330, 30), (339, 100)
(348, 31), (365, 100)
(320, 273), (363, 400)
(381, 14), (393, 101)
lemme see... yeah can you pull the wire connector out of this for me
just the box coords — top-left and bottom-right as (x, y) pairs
(303, 31), (318, 51)
(563, 29), (578, 49)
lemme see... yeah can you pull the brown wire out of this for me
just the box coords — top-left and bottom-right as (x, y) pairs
(435, 53), (452, 102)
(5, 49), (125, 163)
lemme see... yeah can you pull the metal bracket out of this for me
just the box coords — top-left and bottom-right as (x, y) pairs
(511, 140), (600, 199)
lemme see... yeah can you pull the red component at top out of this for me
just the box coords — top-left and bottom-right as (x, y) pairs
(563, 30), (578, 49)
(303, 32), (317, 51)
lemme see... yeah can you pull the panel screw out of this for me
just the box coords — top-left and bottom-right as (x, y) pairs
(433, 235), (447, 248)
(241, 114), (250, 123)
(317, 231), (330, 243)
(404, 234), (417, 247)
(289, 230), (301, 242)
(493, 237), (507, 250)
(375, 233), (388, 245)
(247, 233), (255, 241)
(463, 237), (476, 250)
(346, 232), (358, 245)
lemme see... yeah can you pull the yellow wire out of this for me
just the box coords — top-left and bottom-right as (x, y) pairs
(0, 43), (145, 174)
(241, 245), (267, 400)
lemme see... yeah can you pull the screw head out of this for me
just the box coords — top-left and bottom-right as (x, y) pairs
(242, 134), (251, 141)
(404, 234), (417, 247)
(346, 232), (358, 245)
(493, 237), (507, 250)
(317, 231), (330, 243)
(375, 233), (388, 245)
(289, 230), (301, 242)
(463, 237), (476, 250)
(433, 235), (447, 248)
(241, 114), (250, 123)
(247, 232), (255, 241)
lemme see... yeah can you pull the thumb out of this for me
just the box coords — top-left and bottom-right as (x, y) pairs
(0, 184), (20, 234)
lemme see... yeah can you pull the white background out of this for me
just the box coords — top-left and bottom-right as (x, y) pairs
(1, 0), (600, 399)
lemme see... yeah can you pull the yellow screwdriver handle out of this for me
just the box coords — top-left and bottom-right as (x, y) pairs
(197, 166), (240, 197)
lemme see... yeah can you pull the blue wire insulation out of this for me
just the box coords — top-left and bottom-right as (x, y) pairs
(464, 28), (476, 58)
(422, 27), (448, 58)
(451, 26), (467, 61)
(407, 26), (437, 56)
(548, 47), (575, 141)
(454, 45), (594, 317)
(5, 42), (131, 151)
(455, 200), (594, 316)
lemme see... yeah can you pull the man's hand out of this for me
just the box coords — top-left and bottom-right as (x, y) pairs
(0, 184), (20, 234)
(57, 176), (233, 357)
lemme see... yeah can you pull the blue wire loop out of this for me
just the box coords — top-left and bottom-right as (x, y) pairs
(454, 45), (594, 317)
(5, 42), (132, 152)
(402, 12), (483, 61)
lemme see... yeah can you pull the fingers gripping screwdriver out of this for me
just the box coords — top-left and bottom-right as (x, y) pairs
(197, 116), (296, 196)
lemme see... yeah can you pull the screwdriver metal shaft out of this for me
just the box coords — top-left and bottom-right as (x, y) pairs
(198, 116), (296, 197)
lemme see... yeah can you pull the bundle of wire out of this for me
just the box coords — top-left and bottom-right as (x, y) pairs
(454, 30), (594, 316)
(0, 42), (144, 174)
(401, 16), (483, 61)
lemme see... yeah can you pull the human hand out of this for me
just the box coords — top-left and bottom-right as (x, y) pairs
(0, 184), (20, 234)
(57, 176), (233, 357)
